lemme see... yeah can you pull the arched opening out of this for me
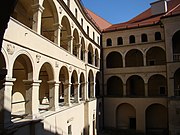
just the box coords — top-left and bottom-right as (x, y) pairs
(12, 54), (33, 118)
(148, 74), (167, 97)
(107, 76), (123, 97)
(71, 70), (78, 103)
(38, 62), (54, 112)
(106, 38), (112, 46)
(88, 44), (93, 65)
(59, 66), (69, 103)
(117, 37), (123, 45)
(95, 72), (101, 97)
(95, 49), (99, 67)
(73, 29), (79, 57)
(126, 75), (145, 96)
(125, 49), (143, 67)
(129, 35), (135, 44)
(80, 73), (85, 100)
(81, 38), (85, 61)
(0, 52), (6, 89)
(146, 104), (168, 135)
(88, 70), (94, 98)
(146, 47), (166, 66)
(172, 30), (180, 61)
(116, 103), (136, 129)
(106, 52), (123, 68)
(141, 33), (148, 42)
(41, 0), (57, 42)
(12, 0), (33, 29)
(155, 32), (162, 41)
(61, 16), (71, 51)
(174, 68), (180, 96)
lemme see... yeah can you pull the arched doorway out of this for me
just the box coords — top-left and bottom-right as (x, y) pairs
(106, 51), (123, 68)
(38, 62), (54, 112)
(146, 104), (168, 135)
(126, 75), (145, 96)
(116, 103), (136, 129)
(88, 44), (93, 65)
(73, 29), (79, 57)
(71, 70), (78, 103)
(12, 54), (33, 118)
(88, 70), (94, 98)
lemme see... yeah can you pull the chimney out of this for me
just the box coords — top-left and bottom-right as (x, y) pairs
(150, 0), (168, 16)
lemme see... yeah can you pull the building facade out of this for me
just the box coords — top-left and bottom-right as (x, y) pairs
(0, 0), (180, 135)
(102, 0), (180, 135)
(0, 0), (102, 134)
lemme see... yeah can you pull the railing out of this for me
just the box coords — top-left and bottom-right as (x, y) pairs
(173, 53), (180, 62)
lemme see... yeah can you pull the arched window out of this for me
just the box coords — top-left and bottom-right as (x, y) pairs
(87, 26), (89, 35)
(75, 8), (78, 18)
(106, 38), (112, 46)
(117, 37), (123, 45)
(129, 35), (135, 44)
(172, 30), (180, 61)
(155, 32), (162, 41)
(141, 34), (148, 42)
(106, 52), (123, 68)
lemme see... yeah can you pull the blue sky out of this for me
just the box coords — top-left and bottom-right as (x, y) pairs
(81, 0), (156, 24)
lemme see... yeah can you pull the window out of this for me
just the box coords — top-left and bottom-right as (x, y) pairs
(117, 37), (123, 45)
(75, 8), (78, 18)
(141, 33), (148, 42)
(129, 35), (135, 44)
(81, 18), (83, 27)
(68, 125), (72, 135)
(67, 0), (70, 8)
(155, 32), (162, 41)
(106, 38), (112, 46)
(87, 26), (89, 35)
(97, 36), (100, 44)
(93, 32), (95, 40)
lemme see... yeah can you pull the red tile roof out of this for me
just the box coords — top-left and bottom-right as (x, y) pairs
(93, 0), (180, 32)
(84, 8), (112, 31)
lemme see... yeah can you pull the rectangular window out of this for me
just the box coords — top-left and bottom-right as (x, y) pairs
(68, 125), (72, 135)
(87, 26), (89, 36)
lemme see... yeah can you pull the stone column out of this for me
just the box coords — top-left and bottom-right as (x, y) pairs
(86, 81), (89, 101)
(92, 54), (95, 66)
(80, 82), (86, 101)
(76, 43), (81, 59)
(143, 54), (146, 66)
(84, 49), (88, 64)
(53, 23), (62, 46)
(67, 35), (73, 54)
(48, 81), (60, 111)
(0, 78), (16, 128)
(123, 56), (126, 68)
(145, 83), (148, 97)
(23, 80), (41, 119)
(32, 4), (44, 34)
(123, 83), (127, 97)
(136, 108), (146, 133)
(74, 83), (80, 103)
(90, 81), (95, 98)
(64, 83), (71, 106)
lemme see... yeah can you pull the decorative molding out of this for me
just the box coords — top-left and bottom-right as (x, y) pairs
(6, 44), (15, 55)
(36, 54), (41, 63)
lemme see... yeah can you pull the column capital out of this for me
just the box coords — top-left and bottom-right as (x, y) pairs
(32, 4), (44, 13)
(47, 80), (60, 85)
(53, 23), (63, 30)
(67, 35), (74, 41)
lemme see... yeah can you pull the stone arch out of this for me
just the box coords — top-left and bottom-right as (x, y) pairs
(71, 70), (78, 100)
(146, 104), (168, 134)
(106, 51), (123, 68)
(107, 76), (123, 97)
(80, 72), (85, 100)
(38, 62), (54, 108)
(172, 30), (180, 61)
(174, 68), (180, 96)
(41, 0), (58, 42)
(116, 103), (136, 129)
(60, 16), (72, 51)
(12, 0), (34, 29)
(126, 75), (145, 96)
(12, 54), (33, 117)
(146, 47), (166, 66)
(95, 49), (99, 67)
(125, 49), (144, 67)
(88, 44), (94, 65)
(80, 37), (85, 61)
(59, 66), (69, 103)
(88, 69), (94, 98)
(73, 28), (79, 57)
(148, 74), (167, 97)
